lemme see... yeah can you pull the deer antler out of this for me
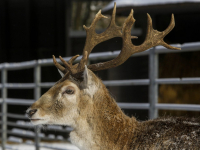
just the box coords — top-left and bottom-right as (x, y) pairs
(53, 2), (180, 78)
(53, 3), (123, 78)
(52, 54), (79, 75)
(87, 10), (180, 71)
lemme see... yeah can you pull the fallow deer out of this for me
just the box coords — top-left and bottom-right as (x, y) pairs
(27, 3), (200, 150)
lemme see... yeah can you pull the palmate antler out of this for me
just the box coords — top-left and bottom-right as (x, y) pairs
(53, 3), (180, 79)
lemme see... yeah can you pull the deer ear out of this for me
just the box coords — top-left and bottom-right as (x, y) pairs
(58, 69), (64, 77)
(81, 65), (89, 88)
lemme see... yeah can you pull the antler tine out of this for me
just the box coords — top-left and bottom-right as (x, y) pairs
(162, 14), (175, 37)
(82, 2), (122, 57)
(53, 55), (66, 74)
(53, 4), (180, 77)
(59, 55), (80, 68)
(83, 10), (108, 31)
(68, 55), (80, 65)
(59, 56), (71, 71)
(88, 10), (180, 72)
(145, 13), (180, 50)
(160, 14), (181, 50)
(59, 2), (123, 76)
(53, 55), (80, 75)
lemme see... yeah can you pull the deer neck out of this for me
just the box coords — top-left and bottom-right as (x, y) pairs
(70, 80), (138, 150)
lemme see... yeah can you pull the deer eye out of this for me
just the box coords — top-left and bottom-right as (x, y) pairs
(63, 86), (75, 95)
(65, 89), (74, 94)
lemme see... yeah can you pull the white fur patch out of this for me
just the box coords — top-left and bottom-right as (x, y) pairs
(183, 121), (200, 126)
(83, 84), (98, 98)
(70, 118), (97, 150)
(82, 75), (98, 98)
(159, 118), (176, 123)
(156, 133), (160, 137)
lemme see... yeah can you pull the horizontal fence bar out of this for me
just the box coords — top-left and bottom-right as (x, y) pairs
(39, 82), (55, 88)
(91, 78), (200, 87)
(7, 113), (28, 119)
(118, 103), (200, 111)
(0, 83), (36, 89)
(7, 121), (72, 132)
(103, 79), (149, 86)
(5, 98), (35, 105)
(0, 83), (54, 89)
(40, 144), (73, 150)
(156, 78), (200, 84)
(0, 42), (199, 70)
(156, 103), (200, 111)
(7, 131), (34, 139)
(7, 121), (33, 128)
(0, 60), (37, 70)
(7, 131), (66, 141)
(117, 103), (149, 109)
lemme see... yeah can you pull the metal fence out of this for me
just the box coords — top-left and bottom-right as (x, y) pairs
(1, 41), (200, 150)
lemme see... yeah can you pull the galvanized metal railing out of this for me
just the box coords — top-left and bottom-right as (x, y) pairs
(1, 41), (200, 150)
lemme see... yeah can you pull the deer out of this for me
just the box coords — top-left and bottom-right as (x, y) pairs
(26, 3), (200, 150)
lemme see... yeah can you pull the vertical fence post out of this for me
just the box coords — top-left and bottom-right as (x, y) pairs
(149, 48), (158, 119)
(1, 64), (7, 150)
(34, 61), (41, 150)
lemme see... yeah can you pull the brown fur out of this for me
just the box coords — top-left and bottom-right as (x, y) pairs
(28, 69), (200, 150)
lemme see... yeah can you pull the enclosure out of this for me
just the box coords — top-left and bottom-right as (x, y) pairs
(0, 42), (200, 150)
(1, 0), (200, 149)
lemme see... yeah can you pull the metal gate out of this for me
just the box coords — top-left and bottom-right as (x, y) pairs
(1, 42), (200, 150)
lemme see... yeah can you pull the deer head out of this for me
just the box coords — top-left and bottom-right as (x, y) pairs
(26, 3), (180, 148)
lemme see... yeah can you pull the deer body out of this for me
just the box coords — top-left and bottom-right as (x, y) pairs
(28, 69), (200, 150)
(26, 3), (200, 150)
(68, 71), (200, 150)
(68, 70), (136, 150)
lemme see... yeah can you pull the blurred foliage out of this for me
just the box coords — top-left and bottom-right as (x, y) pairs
(159, 52), (200, 117)
(71, 1), (126, 30)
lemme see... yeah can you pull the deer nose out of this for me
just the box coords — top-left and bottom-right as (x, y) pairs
(27, 109), (37, 118)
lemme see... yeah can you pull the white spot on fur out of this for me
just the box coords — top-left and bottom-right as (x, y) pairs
(83, 83), (98, 98)
(159, 118), (176, 123)
(156, 133), (160, 137)
(183, 121), (199, 126)
(191, 131), (196, 135)
(181, 135), (190, 140)
(163, 139), (171, 146)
